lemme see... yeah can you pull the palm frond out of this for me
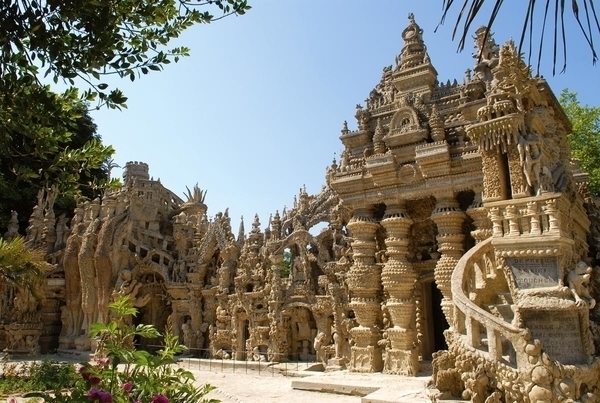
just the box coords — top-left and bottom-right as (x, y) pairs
(0, 237), (51, 297)
(439, 0), (600, 74)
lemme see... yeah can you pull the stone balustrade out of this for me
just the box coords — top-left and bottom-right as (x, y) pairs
(451, 238), (527, 366)
(486, 193), (571, 239)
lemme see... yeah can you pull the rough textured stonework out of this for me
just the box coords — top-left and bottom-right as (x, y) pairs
(5, 13), (600, 403)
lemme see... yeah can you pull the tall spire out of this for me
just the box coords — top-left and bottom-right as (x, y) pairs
(398, 13), (427, 70)
(392, 13), (438, 94)
(237, 215), (245, 244)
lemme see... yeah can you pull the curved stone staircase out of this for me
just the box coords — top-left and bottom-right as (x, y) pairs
(436, 195), (600, 402)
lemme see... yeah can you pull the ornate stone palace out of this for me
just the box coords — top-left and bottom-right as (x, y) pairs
(4, 14), (600, 402)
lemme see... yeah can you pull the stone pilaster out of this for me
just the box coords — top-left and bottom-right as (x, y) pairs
(431, 197), (466, 323)
(346, 207), (382, 372)
(480, 148), (505, 202)
(380, 204), (418, 375)
(506, 146), (529, 198)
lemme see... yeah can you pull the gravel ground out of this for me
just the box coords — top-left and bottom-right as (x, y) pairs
(187, 369), (362, 403)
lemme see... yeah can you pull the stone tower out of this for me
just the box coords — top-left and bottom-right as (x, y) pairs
(122, 161), (150, 186)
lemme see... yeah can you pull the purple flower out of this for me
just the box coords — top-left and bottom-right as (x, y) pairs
(99, 391), (113, 403)
(151, 394), (170, 403)
(122, 381), (134, 393)
(87, 388), (113, 403)
(87, 388), (102, 400)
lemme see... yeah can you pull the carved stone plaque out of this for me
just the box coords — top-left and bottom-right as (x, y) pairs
(506, 257), (559, 289)
(522, 310), (586, 364)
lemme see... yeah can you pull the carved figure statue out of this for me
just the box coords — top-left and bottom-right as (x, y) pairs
(182, 319), (193, 348)
(313, 331), (326, 364)
(567, 262), (596, 309)
(4, 211), (19, 240)
(214, 348), (231, 359)
(333, 331), (342, 359)
(518, 133), (542, 194)
(252, 346), (264, 361)
(472, 26), (499, 82)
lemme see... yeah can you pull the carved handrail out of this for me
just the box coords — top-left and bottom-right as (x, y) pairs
(452, 237), (525, 363)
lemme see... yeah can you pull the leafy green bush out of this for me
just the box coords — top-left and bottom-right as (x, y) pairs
(26, 296), (217, 403)
(0, 360), (78, 394)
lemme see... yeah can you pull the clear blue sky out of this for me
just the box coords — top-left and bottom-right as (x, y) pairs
(89, 1), (599, 231)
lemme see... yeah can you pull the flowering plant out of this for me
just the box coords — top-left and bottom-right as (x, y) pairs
(26, 296), (217, 403)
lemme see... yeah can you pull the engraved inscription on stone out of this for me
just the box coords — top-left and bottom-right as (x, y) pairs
(522, 310), (586, 364)
(507, 257), (559, 289)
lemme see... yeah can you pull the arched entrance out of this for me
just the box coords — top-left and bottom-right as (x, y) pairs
(284, 305), (317, 361)
(133, 273), (171, 352)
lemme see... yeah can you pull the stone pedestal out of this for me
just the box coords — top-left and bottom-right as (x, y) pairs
(383, 347), (418, 375)
(326, 356), (348, 371)
(349, 345), (382, 373)
(5, 323), (43, 355)
(58, 336), (76, 350)
(75, 335), (92, 351)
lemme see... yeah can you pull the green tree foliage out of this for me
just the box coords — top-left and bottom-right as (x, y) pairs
(0, 0), (250, 231)
(1, 0), (250, 110)
(0, 103), (113, 232)
(438, 0), (600, 74)
(560, 89), (600, 196)
(281, 248), (292, 278)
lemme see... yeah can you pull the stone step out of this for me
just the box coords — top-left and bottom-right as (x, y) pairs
(487, 303), (514, 322)
(496, 292), (513, 305)
(292, 371), (431, 402)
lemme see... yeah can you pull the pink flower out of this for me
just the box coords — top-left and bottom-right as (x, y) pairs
(122, 381), (134, 393)
(96, 357), (110, 367)
(151, 394), (170, 403)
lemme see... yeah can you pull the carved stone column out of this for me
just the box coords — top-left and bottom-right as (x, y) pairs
(380, 204), (418, 375)
(431, 197), (466, 323)
(346, 207), (382, 372)
(466, 190), (492, 244)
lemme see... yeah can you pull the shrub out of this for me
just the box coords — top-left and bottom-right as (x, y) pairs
(25, 296), (217, 403)
(0, 360), (78, 394)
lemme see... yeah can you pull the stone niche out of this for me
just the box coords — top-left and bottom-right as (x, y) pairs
(506, 257), (560, 290)
(521, 309), (587, 365)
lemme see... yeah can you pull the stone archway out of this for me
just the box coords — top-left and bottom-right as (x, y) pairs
(133, 273), (171, 352)
(284, 305), (317, 361)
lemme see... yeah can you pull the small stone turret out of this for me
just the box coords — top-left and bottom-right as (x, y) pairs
(122, 161), (150, 186)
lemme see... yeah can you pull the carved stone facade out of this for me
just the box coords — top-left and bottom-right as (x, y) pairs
(6, 13), (600, 402)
